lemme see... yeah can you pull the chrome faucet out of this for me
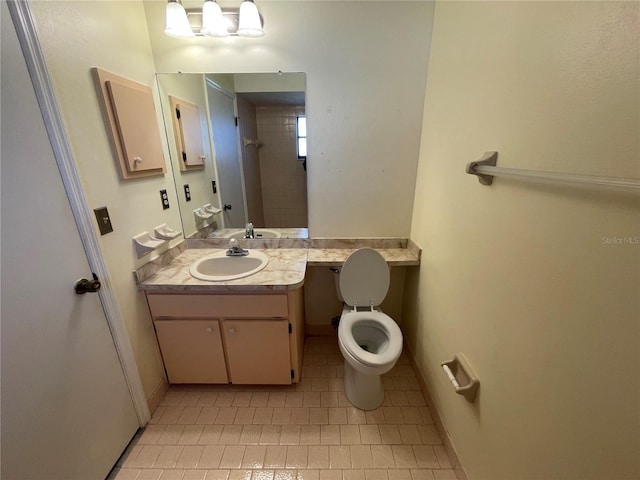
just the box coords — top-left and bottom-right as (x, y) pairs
(226, 238), (249, 256)
(244, 222), (254, 239)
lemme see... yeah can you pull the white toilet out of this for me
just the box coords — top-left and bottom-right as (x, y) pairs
(336, 248), (403, 410)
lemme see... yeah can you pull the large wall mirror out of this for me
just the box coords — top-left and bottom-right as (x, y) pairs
(156, 72), (307, 239)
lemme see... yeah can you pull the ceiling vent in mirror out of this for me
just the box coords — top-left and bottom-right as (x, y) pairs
(165, 0), (265, 39)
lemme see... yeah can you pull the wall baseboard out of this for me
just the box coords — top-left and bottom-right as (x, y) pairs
(404, 342), (469, 480)
(146, 380), (169, 417)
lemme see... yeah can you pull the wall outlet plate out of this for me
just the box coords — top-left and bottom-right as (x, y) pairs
(94, 206), (113, 235)
(160, 189), (170, 210)
(184, 184), (191, 202)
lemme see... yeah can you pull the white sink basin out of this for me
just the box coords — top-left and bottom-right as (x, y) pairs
(189, 250), (269, 281)
(222, 228), (282, 239)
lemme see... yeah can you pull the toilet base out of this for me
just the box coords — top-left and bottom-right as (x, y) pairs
(343, 360), (384, 410)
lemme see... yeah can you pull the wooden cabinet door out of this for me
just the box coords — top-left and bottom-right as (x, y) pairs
(105, 80), (166, 172)
(154, 320), (228, 384)
(170, 96), (205, 168)
(223, 319), (291, 384)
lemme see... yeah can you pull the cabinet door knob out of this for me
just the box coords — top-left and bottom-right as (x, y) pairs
(228, 328), (236, 335)
(206, 327), (213, 333)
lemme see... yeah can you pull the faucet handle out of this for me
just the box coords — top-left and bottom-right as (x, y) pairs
(229, 238), (239, 249)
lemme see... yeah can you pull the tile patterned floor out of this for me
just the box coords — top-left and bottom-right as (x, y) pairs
(113, 336), (456, 480)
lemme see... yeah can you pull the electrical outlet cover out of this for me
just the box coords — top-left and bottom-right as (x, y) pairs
(160, 189), (170, 210)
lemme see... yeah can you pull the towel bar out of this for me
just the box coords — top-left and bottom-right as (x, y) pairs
(466, 151), (640, 191)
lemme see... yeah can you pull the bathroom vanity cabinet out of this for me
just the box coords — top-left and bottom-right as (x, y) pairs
(145, 289), (304, 385)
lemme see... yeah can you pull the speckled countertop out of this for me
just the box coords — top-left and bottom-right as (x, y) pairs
(140, 249), (308, 292)
(137, 237), (421, 292)
(306, 248), (420, 267)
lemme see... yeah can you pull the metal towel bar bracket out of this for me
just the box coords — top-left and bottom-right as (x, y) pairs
(466, 151), (640, 191)
(465, 151), (498, 185)
(441, 353), (480, 403)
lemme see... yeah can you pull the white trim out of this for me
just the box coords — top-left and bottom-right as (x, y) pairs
(6, 0), (151, 426)
(205, 76), (236, 100)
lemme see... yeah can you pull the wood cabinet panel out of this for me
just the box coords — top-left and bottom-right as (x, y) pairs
(170, 96), (206, 169)
(222, 319), (292, 384)
(146, 289), (304, 385)
(91, 68), (166, 179)
(154, 320), (228, 384)
(106, 81), (166, 172)
(147, 293), (288, 319)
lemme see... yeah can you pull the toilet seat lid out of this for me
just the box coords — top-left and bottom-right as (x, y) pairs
(340, 248), (390, 307)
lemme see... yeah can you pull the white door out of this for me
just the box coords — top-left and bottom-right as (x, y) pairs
(206, 80), (247, 228)
(1, 5), (139, 479)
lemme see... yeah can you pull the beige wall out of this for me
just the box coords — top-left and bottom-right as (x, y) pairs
(29, 1), (175, 401)
(234, 72), (306, 94)
(144, 0), (435, 238)
(404, 2), (640, 479)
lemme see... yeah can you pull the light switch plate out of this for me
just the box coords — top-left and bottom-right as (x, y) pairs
(94, 206), (113, 235)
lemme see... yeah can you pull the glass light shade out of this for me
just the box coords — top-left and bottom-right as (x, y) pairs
(237, 0), (264, 38)
(201, 0), (229, 37)
(165, 1), (194, 38)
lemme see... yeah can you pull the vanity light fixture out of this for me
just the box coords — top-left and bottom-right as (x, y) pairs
(165, 0), (195, 38)
(201, 0), (229, 37)
(165, 0), (265, 39)
(236, 0), (264, 37)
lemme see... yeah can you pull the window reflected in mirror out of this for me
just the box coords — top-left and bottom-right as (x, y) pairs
(297, 115), (307, 159)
